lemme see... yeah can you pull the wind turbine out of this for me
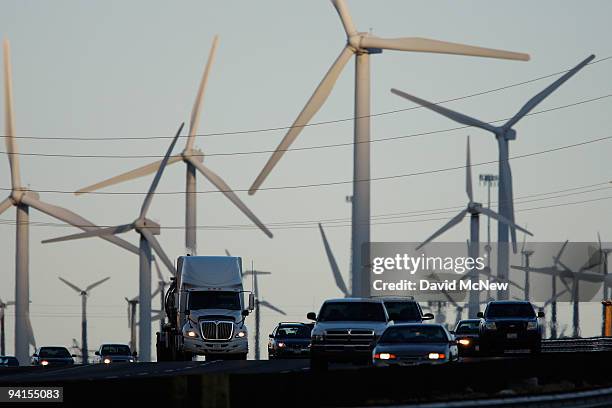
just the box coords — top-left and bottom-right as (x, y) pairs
(74, 36), (272, 254)
(0, 39), (138, 364)
(58, 276), (110, 364)
(519, 230), (534, 300)
(226, 250), (284, 360)
(318, 223), (350, 297)
(392, 54), (594, 300)
(416, 137), (531, 317)
(42, 124), (184, 362)
(248, 0), (529, 298)
(0, 298), (14, 356)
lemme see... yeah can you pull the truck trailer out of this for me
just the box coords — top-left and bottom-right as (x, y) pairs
(156, 255), (254, 361)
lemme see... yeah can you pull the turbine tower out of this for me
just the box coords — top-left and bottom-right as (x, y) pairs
(0, 298), (15, 356)
(248, 0), (529, 297)
(125, 296), (138, 355)
(43, 124), (184, 362)
(1, 39), (138, 364)
(415, 137), (531, 317)
(74, 36), (272, 253)
(58, 276), (110, 364)
(391, 54), (594, 299)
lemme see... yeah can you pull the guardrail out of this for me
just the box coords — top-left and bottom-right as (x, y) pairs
(543, 336), (612, 352)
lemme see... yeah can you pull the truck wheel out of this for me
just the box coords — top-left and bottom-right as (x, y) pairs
(310, 357), (328, 371)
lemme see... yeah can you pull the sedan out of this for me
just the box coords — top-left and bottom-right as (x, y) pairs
(94, 344), (136, 364)
(268, 323), (312, 359)
(0, 356), (19, 367)
(31, 347), (75, 367)
(453, 319), (481, 356)
(372, 324), (458, 367)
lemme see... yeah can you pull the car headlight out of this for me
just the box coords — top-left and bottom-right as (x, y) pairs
(526, 321), (538, 330)
(235, 330), (246, 338)
(103, 358), (111, 364)
(128, 358), (134, 362)
(41, 360), (49, 366)
(428, 353), (445, 360)
(374, 352), (396, 360)
(485, 322), (497, 330)
(458, 338), (471, 346)
(277, 342), (286, 348)
(312, 334), (324, 342)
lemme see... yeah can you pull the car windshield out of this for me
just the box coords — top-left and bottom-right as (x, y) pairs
(379, 326), (448, 344)
(275, 325), (311, 338)
(188, 291), (241, 311)
(39, 347), (71, 358)
(486, 303), (535, 318)
(455, 321), (480, 334)
(318, 302), (386, 322)
(384, 301), (421, 322)
(101, 345), (131, 355)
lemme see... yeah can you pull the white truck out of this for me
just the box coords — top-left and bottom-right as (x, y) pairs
(156, 255), (254, 361)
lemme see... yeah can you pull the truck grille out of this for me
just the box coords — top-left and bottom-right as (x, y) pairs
(324, 329), (375, 345)
(200, 321), (234, 340)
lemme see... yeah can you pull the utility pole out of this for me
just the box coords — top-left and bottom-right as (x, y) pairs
(0, 299), (15, 356)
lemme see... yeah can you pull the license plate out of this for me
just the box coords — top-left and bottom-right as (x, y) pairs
(507, 333), (518, 339)
(475, 345), (480, 351)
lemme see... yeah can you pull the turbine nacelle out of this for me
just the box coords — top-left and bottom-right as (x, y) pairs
(10, 189), (38, 204)
(181, 147), (204, 163)
(134, 218), (161, 235)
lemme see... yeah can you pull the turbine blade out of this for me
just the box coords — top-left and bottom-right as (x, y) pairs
(224, 249), (231, 256)
(505, 55), (595, 129)
(521, 225), (528, 254)
(3, 39), (21, 189)
(249, 46), (354, 194)
(151, 286), (161, 299)
(21, 195), (139, 254)
(188, 157), (273, 238)
(58, 277), (83, 293)
(153, 256), (164, 282)
(75, 156), (182, 195)
(42, 223), (134, 244)
(86, 276), (110, 292)
(503, 161), (519, 253)
(140, 123), (184, 218)
(391, 89), (498, 133)
(555, 240), (570, 264)
(361, 36), (529, 61)
(258, 300), (287, 315)
(26, 316), (36, 348)
(477, 206), (532, 236)
(0, 196), (12, 215)
(141, 228), (176, 276)
(186, 35), (219, 151)
(466, 136), (473, 202)
(318, 223), (349, 296)
(416, 209), (468, 250)
(331, 0), (357, 36)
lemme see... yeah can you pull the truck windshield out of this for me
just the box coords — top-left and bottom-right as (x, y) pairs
(188, 291), (241, 311)
(101, 345), (131, 356)
(384, 301), (421, 322)
(486, 303), (535, 318)
(318, 302), (386, 322)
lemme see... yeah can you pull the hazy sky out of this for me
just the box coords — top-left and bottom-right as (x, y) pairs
(1, 0), (611, 358)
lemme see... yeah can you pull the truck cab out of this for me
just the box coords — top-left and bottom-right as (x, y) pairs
(157, 256), (254, 361)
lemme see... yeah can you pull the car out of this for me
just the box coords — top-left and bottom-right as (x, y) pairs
(268, 322), (312, 359)
(31, 347), (75, 366)
(308, 298), (391, 370)
(0, 356), (19, 367)
(453, 319), (481, 356)
(94, 344), (137, 364)
(372, 323), (459, 367)
(381, 297), (434, 323)
(477, 300), (544, 355)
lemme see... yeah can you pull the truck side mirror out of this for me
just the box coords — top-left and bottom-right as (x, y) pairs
(94, 351), (100, 356)
(269, 334), (274, 338)
(248, 293), (255, 311)
(477, 312), (484, 318)
(307, 312), (316, 321)
(32, 354), (38, 358)
(132, 351), (138, 357)
(423, 313), (434, 320)
(537, 311), (545, 318)
(242, 309), (250, 317)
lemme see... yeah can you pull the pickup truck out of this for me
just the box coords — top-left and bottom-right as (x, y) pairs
(307, 298), (390, 370)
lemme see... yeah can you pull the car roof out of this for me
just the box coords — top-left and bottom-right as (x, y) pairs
(39, 346), (70, 349)
(323, 298), (384, 304)
(487, 300), (532, 305)
(276, 322), (309, 327)
(458, 319), (481, 323)
(100, 343), (130, 347)
(387, 323), (446, 329)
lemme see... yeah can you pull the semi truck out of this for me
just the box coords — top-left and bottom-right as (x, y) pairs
(156, 255), (254, 361)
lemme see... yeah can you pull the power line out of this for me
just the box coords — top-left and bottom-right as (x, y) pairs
(1, 93), (610, 158)
(1, 134), (608, 195)
(0, 55), (610, 142)
(0, 188), (610, 231)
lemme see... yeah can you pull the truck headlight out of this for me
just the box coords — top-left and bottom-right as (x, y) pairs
(41, 360), (49, 366)
(485, 322), (497, 330)
(458, 339), (471, 346)
(235, 330), (246, 338)
(186, 330), (198, 338)
(103, 358), (111, 364)
(526, 321), (538, 330)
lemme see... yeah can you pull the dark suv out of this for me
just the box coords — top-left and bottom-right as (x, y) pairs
(478, 301), (544, 355)
(381, 298), (434, 323)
